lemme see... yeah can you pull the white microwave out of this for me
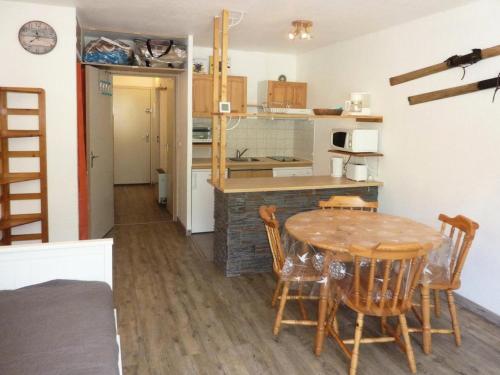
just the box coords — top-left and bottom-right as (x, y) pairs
(330, 129), (379, 153)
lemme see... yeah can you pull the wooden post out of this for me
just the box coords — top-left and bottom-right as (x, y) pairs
(211, 16), (220, 186)
(0, 90), (10, 245)
(218, 9), (230, 188)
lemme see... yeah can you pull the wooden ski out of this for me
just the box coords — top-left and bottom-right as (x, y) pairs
(390, 44), (500, 86)
(408, 75), (499, 105)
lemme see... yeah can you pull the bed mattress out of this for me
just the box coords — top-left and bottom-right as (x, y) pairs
(0, 280), (119, 375)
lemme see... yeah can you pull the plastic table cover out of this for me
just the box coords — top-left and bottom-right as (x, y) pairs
(280, 210), (453, 296)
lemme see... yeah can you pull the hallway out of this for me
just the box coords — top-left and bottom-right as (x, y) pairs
(112, 185), (500, 375)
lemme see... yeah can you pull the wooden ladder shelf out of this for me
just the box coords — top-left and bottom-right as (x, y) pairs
(0, 87), (48, 245)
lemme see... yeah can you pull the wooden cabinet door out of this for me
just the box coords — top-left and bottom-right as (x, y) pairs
(193, 74), (213, 116)
(227, 76), (247, 113)
(287, 83), (307, 108)
(267, 81), (288, 107)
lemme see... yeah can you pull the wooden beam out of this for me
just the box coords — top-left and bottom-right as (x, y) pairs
(218, 9), (230, 188)
(211, 16), (220, 186)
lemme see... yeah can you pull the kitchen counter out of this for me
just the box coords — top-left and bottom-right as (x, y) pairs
(215, 176), (382, 193)
(213, 175), (382, 277)
(192, 157), (312, 170)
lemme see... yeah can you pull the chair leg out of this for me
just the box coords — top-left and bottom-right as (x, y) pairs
(297, 282), (309, 320)
(446, 290), (462, 346)
(399, 314), (417, 374)
(273, 281), (290, 336)
(272, 280), (282, 307)
(434, 290), (441, 317)
(349, 313), (364, 375)
(381, 317), (387, 335)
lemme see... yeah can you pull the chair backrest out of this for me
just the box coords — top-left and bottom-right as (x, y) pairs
(318, 195), (378, 212)
(347, 243), (428, 315)
(438, 214), (479, 287)
(259, 205), (285, 275)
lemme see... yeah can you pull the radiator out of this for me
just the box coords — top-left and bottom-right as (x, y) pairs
(156, 168), (168, 204)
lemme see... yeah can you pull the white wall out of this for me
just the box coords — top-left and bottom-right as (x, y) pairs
(193, 46), (297, 104)
(298, 0), (500, 314)
(0, 0), (78, 241)
(177, 35), (193, 231)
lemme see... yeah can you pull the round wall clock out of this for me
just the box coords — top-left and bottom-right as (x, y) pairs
(18, 20), (57, 55)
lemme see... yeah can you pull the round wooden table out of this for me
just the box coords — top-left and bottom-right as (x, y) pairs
(284, 209), (444, 355)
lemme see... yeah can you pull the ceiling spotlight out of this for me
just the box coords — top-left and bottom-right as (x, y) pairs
(288, 20), (313, 40)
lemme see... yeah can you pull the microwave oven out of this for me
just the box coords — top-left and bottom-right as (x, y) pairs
(330, 129), (378, 153)
(193, 126), (212, 143)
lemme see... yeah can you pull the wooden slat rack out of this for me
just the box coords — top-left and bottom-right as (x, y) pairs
(0, 87), (48, 245)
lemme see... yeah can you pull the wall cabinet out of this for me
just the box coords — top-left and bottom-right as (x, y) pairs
(259, 81), (307, 109)
(193, 74), (247, 116)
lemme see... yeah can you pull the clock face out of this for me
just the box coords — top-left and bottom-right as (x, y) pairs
(18, 21), (57, 55)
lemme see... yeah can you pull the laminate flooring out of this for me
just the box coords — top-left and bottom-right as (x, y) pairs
(112, 185), (500, 375)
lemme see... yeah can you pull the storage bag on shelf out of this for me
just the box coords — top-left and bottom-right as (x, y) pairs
(134, 39), (187, 68)
(83, 37), (133, 65)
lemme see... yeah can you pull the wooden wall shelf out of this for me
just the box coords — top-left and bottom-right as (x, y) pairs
(0, 214), (42, 230)
(0, 87), (48, 244)
(0, 173), (41, 185)
(329, 150), (384, 157)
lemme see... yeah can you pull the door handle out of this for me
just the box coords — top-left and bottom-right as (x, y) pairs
(90, 151), (99, 168)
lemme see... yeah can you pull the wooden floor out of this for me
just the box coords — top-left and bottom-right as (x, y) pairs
(112, 185), (500, 375)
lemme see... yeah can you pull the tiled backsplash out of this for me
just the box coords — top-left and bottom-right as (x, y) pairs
(193, 118), (314, 159)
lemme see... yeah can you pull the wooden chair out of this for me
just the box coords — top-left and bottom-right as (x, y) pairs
(318, 195), (378, 212)
(411, 214), (479, 348)
(259, 205), (322, 335)
(326, 243), (428, 375)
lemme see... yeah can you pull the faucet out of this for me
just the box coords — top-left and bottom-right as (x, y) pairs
(236, 148), (248, 159)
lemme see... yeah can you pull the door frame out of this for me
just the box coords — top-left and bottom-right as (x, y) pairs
(82, 70), (179, 227)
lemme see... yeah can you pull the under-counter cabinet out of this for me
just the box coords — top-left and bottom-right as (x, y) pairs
(191, 169), (214, 233)
(258, 80), (307, 108)
(193, 74), (247, 116)
(272, 166), (313, 177)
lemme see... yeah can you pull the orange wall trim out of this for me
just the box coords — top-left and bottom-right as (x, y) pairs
(77, 63), (89, 239)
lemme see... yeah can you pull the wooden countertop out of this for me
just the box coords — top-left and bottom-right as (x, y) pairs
(192, 157), (313, 170)
(213, 175), (383, 193)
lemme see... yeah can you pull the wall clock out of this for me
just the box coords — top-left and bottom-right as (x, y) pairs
(18, 20), (57, 55)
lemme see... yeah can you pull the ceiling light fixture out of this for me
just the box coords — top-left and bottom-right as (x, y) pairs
(288, 20), (313, 40)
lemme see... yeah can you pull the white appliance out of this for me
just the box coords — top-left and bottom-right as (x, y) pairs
(346, 163), (368, 181)
(191, 169), (214, 233)
(330, 129), (378, 153)
(156, 168), (167, 204)
(344, 92), (371, 115)
(330, 157), (343, 177)
(192, 126), (212, 143)
(272, 166), (313, 177)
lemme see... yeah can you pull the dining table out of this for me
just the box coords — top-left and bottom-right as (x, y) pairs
(284, 209), (447, 356)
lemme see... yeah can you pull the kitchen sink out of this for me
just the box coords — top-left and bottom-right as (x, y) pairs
(229, 157), (260, 162)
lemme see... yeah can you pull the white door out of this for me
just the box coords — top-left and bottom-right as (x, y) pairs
(86, 66), (114, 238)
(113, 87), (152, 184)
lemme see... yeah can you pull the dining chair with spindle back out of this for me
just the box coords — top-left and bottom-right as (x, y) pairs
(411, 214), (479, 349)
(327, 243), (428, 375)
(318, 195), (378, 212)
(259, 205), (322, 336)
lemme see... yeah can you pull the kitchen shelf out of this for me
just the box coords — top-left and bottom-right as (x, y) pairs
(0, 173), (41, 185)
(329, 150), (384, 157)
(211, 112), (383, 123)
(0, 213), (42, 230)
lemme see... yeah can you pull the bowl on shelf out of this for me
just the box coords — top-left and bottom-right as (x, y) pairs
(313, 108), (343, 116)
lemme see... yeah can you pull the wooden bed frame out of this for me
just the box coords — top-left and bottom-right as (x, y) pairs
(0, 238), (121, 374)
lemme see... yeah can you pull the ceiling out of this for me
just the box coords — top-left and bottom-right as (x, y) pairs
(22, 0), (475, 53)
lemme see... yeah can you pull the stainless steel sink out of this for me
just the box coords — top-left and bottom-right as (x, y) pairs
(229, 157), (260, 162)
